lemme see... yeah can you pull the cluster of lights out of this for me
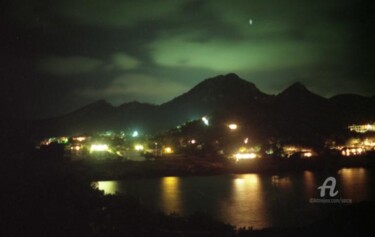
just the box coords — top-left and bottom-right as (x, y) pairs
(73, 137), (87, 142)
(283, 146), (315, 158)
(341, 147), (364, 157)
(348, 123), (375, 133)
(70, 145), (82, 151)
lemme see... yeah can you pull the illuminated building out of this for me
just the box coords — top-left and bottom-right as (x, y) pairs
(72, 136), (87, 142)
(232, 146), (259, 161)
(348, 123), (375, 133)
(90, 144), (109, 153)
(341, 147), (365, 157)
(283, 146), (316, 158)
(234, 152), (257, 160)
(333, 136), (375, 157)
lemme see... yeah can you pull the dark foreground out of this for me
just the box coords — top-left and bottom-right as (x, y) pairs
(2, 151), (375, 236)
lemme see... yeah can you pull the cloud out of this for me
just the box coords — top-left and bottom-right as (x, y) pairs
(150, 33), (337, 73)
(109, 53), (140, 70)
(77, 73), (189, 104)
(37, 56), (103, 75)
(37, 52), (142, 76)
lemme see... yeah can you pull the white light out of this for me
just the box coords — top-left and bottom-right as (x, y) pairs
(90, 144), (109, 152)
(135, 144), (144, 151)
(202, 117), (209, 126)
(228, 124), (238, 130)
(132, 131), (139, 137)
(244, 138), (249, 144)
(235, 153), (256, 160)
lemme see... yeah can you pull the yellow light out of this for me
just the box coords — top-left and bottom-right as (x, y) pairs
(71, 145), (81, 151)
(228, 123), (238, 130)
(73, 137), (86, 142)
(95, 181), (118, 195)
(303, 152), (312, 157)
(164, 147), (173, 154)
(90, 144), (109, 152)
(134, 144), (144, 151)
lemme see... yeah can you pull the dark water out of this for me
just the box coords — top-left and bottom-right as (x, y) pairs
(95, 168), (375, 228)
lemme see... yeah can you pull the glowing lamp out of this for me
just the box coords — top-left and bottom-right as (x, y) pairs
(202, 116), (209, 126)
(132, 131), (139, 137)
(135, 144), (144, 151)
(164, 147), (173, 154)
(228, 124), (238, 130)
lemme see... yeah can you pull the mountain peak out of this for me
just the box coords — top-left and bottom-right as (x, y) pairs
(288, 82), (308, 91)
(279, 82), (310, 96)
(278, 82), (326, 103)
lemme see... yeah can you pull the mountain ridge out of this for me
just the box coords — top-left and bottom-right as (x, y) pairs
(32, 73), (375, 137)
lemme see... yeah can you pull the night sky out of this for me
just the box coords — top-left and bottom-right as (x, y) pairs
(1, 0), (374, 119)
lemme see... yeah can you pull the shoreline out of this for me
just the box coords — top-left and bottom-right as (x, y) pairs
(65, 155), (375, 180)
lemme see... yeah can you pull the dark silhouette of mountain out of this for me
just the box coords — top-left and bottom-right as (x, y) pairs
(278, 82), (327, 104)
(329, 94), (375, 125)
(157, 73), (270, 127)
(31, 74), (375, 140)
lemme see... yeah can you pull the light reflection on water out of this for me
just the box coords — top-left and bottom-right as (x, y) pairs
(95, 168), (374, 228)
(160, 177), (182, 214)
(220, 174), (269, 228)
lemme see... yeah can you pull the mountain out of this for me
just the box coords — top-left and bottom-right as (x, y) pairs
(30, 74), (375, 140)
(157, 73), (270, 127)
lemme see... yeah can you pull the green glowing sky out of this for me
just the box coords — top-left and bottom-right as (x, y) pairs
(1, 0), (373, 118)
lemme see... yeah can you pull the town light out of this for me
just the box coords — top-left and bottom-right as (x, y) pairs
(73, 137), (86, 142)
(132, 131), (139, 137)
(228, 123), (238, 130)
(202, 116), (209, 126)
(164, 147), (173, 154)
(235, 153), (256, 160)
(90, 144), (109, 152)
(134, 144), (144, 151)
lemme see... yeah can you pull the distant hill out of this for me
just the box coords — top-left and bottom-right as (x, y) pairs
(30, 73), (375, 141)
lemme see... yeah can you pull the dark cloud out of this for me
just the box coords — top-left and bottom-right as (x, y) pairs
(1, 0), (373, 118)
